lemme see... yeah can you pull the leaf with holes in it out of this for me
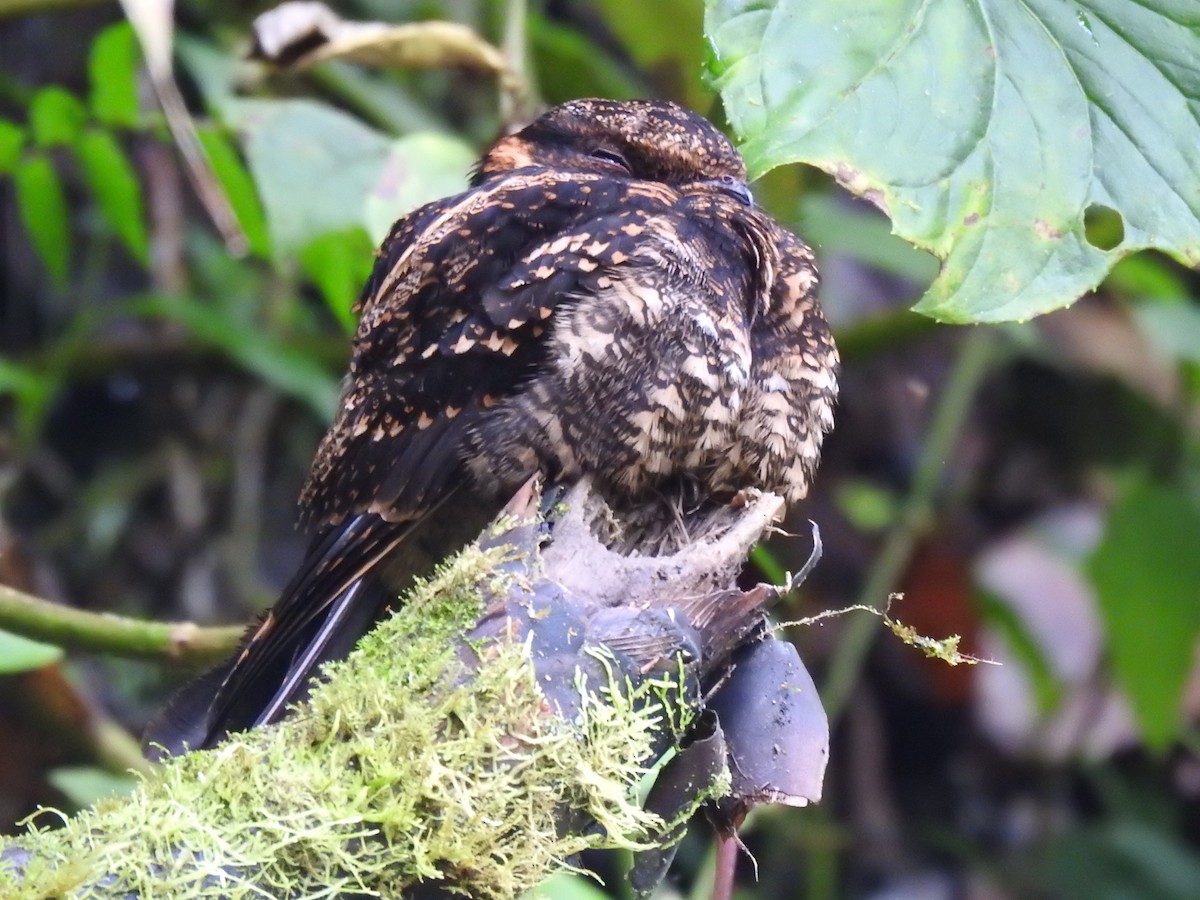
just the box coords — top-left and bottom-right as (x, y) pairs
(706, 0), (1200, 323)
(362, 131), (475, 244)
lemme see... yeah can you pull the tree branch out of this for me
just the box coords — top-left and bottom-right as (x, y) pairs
(0, 583), (243, 664)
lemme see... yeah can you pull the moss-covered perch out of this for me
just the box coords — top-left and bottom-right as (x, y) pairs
(0, 481), (828, 899)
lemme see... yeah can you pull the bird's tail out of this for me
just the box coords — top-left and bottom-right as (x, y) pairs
(143, 490), (495, 759)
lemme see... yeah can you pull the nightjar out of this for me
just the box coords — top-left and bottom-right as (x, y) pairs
(146, 98), (838, 756)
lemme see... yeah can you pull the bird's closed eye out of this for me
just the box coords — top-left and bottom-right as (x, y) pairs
(589, 147), (632, 173)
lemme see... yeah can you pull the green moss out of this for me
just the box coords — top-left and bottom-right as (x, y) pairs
(2, 535), (688, 899)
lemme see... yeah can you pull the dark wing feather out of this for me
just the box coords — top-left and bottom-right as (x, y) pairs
(145, 512), (418, 754)
(298, 168), (636, 529)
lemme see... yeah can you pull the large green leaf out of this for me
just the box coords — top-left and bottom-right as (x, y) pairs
(706, 0), (1200, 323)
(361, 131), (474, 243)
(1086, 480), (1200, 750)
(230, 98), (393, 261)
(229, 99), (474, 261)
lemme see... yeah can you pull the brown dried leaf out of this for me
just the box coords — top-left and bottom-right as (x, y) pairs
(250, 1), (509, 78)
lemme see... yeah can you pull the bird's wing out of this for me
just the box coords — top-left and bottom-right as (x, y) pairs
(143, 512), (422, 756)
(148, 170), (682, 754)
(297, 168), (645, 528)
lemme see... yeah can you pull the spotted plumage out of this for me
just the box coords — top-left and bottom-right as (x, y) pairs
(145, 99), (838, 756)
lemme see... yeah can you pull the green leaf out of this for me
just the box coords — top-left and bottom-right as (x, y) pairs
(835, 479), (899, 532)
(228, 99), (475, 263)
(0, 118), (26, 174)
(707, 0), (1200, 323)
(13, 153), (71, 285)
(749, 543), (786, 585)
(48, 766), (138, 808)
(299, 229), (374, 334)
(197, 125), (271, 258)
(524, 873), (611, 900)
(89, 21), (142, 128)
(228, 98), (394, 260)
(0, 628), (63, 673)
(362, 131), (474, 243)
(1086, 479), (1200, 749)
(132, 294), (339, 420)
(976, 590), (1063, 715)
(74, 129), (149, 263)
(1106, 254), (1191, 303)
(28, 86), (88, 147)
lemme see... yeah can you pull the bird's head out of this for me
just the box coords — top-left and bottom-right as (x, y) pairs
(473, 99), (752, 204)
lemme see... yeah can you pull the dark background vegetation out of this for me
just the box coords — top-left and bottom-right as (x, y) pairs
(2, 2), (1199, 898)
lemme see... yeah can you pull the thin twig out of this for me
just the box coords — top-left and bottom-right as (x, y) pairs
(0, 582), (243, 664)
(819, 327), (1003, 723)
(711, 832), (738, 900)
(150, 78), (248, 257)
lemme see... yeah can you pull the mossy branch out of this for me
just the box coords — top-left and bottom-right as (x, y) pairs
(0, 483), (826, 899)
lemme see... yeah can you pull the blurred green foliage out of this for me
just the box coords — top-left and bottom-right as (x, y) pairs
(1, 1), (1198, 898)
(0, 628), (62, 673)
